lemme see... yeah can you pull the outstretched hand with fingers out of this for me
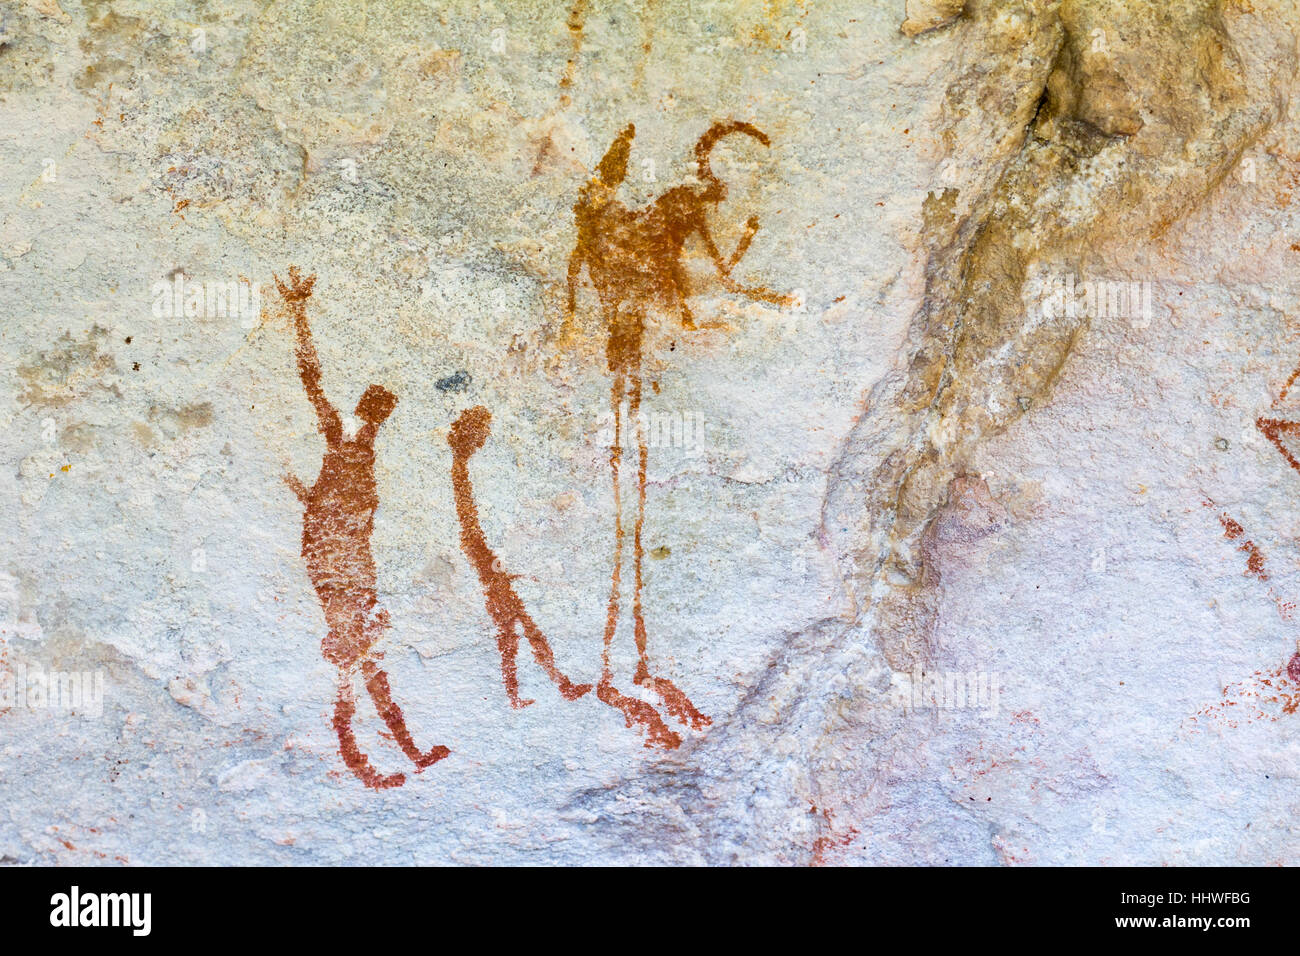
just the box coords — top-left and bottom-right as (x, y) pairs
(275, 266), (317, 303)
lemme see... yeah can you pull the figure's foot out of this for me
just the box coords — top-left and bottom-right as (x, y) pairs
(559, 679), (594, 701)
(412, 745), (451, 771)
(634, 666), (711, 730)
(516, 617), (594, 702)
(334, 692), (406, 790)
(596, 679), (681, 749)
(509, 696), (537, 710)
(359, 662), (450, 776)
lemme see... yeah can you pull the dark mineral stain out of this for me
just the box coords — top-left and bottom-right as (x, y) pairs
(435, 370), (472, 394)
(18, 326), (118, 408)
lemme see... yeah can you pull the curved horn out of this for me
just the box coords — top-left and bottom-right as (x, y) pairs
(694, 120), (771, 196)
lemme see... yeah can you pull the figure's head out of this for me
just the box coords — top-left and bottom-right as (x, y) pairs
(448, 405), (492, 456)
(355, 384), (398, 426)
(694, 120), (771, 202)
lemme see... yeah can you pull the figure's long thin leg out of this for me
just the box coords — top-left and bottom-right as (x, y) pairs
(566, 248), (584, 323)
(629, 371), (710, 731)
(596, 363), (680, 749)
(333, 675), (406, 790)
(517, 613), (593, 701)
(496, 619), (532, 709)
(600, 368), (626, 686)
(361, 659), (450, 770)
(630, 374), (651, 671)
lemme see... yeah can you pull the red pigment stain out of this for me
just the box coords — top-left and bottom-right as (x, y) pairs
(1273, 356), (1300, 406)
(556, 0), (590, 106)
(278, 267), (448, 789)
(992, 833), (1032, 866)
(1204, 504), (1295, 618)
(1191, 664), (1300, 729)
(810, 806), (858, 867)
(1218, 513), (1268, 581)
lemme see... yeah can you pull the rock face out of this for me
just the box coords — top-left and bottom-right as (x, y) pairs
(1, 0), (1298, 865)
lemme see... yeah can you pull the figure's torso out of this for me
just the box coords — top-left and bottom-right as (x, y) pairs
(301, 439), (380, 593)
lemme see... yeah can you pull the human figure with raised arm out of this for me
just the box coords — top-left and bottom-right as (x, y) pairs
(278, 266), (449, 789)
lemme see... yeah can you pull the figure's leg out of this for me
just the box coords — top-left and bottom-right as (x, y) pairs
(668, 259), (697, 330)
(496, 617), (533, 709)
(565, 248), (583, 324)
(629, 377), (710, 730)
(333, 673), (406, 790)
(516, 612), (593, 701)
(360, 658), (450, 771)
(629, 374), (650, 671)
(596, 368), (680, 749)
(600, 369), (626, 689)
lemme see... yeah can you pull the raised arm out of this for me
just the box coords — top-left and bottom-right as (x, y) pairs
(698, 214), (793, 307)
(275, 267), (343, 446)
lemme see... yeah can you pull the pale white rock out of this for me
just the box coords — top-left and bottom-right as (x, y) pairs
(0, 0), (1296, 866)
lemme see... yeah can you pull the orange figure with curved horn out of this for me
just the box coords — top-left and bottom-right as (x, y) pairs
(566, 120), (792, 746)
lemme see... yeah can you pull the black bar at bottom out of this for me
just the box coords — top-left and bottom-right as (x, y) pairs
(0, 865), (1283, 943)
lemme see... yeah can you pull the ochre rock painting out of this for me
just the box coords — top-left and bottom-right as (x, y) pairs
(278, 268), (449, 789)
(565, 120), (791, 746)
(443, 121), (792, 749)
(1194, 367), (1300, 730)
(274, 120), (791, 771)
(10, 0), (1300, 870)
(1257, 416), (1300, 476)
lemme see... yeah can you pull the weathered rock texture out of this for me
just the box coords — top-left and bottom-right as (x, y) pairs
(1, 0), (1298, 864)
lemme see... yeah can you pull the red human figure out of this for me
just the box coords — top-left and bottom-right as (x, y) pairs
(278, 266), (449, 789)
(448, 405), (592, 709)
